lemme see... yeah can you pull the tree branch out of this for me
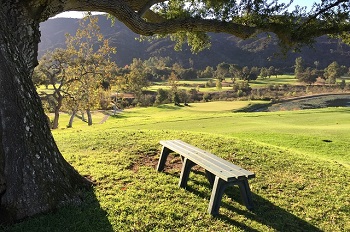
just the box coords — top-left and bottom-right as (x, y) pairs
(46, 0), (350, 47)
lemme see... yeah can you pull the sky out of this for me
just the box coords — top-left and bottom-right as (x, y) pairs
(53, 0), (321, 19)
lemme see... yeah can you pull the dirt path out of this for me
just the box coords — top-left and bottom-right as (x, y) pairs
(99, 114), (110, 124)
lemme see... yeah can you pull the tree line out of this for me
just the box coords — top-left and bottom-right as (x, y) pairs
(35, 16), (350, 129)
(294, 57), (349, 86)
(35, 15), (286, 129)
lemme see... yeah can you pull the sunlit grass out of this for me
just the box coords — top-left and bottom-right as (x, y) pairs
(249, 74), (299, 87)
(4, 101), (350, 232)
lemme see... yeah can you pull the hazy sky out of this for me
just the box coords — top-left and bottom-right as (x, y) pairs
(54, 0), (321, 19)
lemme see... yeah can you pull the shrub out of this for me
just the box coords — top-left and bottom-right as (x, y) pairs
(202, 92), (212, 102)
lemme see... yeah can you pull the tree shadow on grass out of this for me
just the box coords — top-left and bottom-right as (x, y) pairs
(2, 189), (113, 232)
(184, 172), (322, 232)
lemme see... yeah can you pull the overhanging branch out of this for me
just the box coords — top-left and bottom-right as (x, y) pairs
(59, 0), (350, 46)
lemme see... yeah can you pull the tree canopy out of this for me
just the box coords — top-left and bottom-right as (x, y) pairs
(40, 0), (350, 52)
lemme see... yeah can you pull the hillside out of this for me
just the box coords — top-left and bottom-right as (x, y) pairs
(39, 15), (350, 71)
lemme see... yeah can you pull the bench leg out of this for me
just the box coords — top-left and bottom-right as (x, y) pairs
(205, 170), (215, 187)
(156, 146), (171, 172)
(179, 158), (195, 188)
(237, 179), (254, 210)
(208, 176), (227, 215)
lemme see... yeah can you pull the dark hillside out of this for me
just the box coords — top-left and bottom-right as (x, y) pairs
(39, 15), (350, 70)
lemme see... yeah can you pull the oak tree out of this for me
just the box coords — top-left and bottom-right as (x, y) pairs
(35, 48), (73, 129)
(0, 0), (350, 223)
(65, 16), (117, 126)
(324, 61), (341, 84)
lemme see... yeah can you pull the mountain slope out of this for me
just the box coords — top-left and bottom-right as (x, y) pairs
(39, 15), (350, 70)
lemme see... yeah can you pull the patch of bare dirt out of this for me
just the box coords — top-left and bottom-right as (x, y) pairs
(130, 152), (204, 174)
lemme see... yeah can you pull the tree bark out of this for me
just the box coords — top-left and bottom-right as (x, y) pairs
(68, 110), (77, 128)
(52, 96), (63, 129)
(0, 3), (88, 223)
(86, 109), (93, 126)
(52, 107), (60, 129)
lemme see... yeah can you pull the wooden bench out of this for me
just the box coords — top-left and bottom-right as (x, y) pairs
(156, 140), (255, 215)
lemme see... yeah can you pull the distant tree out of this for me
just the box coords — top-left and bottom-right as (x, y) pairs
(247, 72), (259, 81)
(187, 88), (200, 102)
(178, 89), (189, 105)
(216, 62), (230, 81)
(260, 67), (268, 79)
(216, 79), (223, 90)
(268, 66), (277, 78)
(65, 16), (117, 126)
(181, 68), (197, 80)
(241, 66), (250, 80)
(35, 48), (73, 129)
(324, 61), (341, 84)
(125, 58), (149, 102)
(229, 64), (242, 82)
(200, 66), (214, 79)
(168, 71), (179, 92)
(155, 88), (169, 105)
(168, 71), (180, 104)
(173, 92), (181, 106)
(294, 57), (304, 79)
(339, 79), (346, 89)
(172, 62), (184, 77)
(248, 66), (260, 81)
(297, 67), (318, 85)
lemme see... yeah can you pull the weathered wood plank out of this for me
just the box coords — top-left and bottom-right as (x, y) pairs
(158, 139), (255, 215)
(160, 140), (255, 181)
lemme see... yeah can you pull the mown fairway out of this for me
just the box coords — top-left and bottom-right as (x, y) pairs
(4, 101), (349, 232)
(113, 102), (350, 166)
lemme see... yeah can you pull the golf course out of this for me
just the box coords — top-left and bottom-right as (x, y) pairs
(4, 99), (349, 232)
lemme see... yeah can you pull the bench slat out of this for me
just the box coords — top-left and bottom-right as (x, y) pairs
(161, 140), (244, 179)
(169, 140), (255, 178)
(160, 140), (255, 181)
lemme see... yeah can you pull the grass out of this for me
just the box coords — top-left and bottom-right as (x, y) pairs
(114, 105), (350, 166)
(3, 101), (350, 231)
(147, 75), (300, 93)
(249, 75), (299, 88)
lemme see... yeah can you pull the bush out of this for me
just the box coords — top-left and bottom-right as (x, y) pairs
(155, 88), (170, 105)
(202, 92), (212, 102)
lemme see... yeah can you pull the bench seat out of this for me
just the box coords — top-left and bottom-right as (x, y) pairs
(156, 140), (255, 215)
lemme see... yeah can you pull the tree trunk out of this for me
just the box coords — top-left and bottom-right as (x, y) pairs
(81, 111), (85, 122)
(0, 3), (88, 224)
(52, 96), (63, 129)
(86, 109), (93, 126)
(67, 110), (77, 128)
(52, 107), (60, 129)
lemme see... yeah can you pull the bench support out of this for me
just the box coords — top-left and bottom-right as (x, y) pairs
(208, 177), (254, 215)
(179, 158), (196, 188)
(237, 179), (254, 211)
(157, 141), (255, 215)
(156, 146), (171, 172)
(205, 170), (215, 186)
